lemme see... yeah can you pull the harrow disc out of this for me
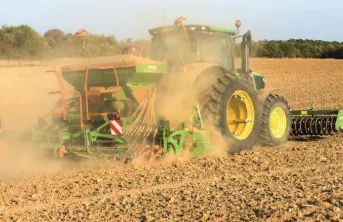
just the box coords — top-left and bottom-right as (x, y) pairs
(290, 115), (338, 137)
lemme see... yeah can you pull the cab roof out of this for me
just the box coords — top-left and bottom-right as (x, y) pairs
(148, 24), (236, 36)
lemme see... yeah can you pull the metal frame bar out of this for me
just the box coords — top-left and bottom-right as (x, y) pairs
(65, 90), (84, 129)
(113, 67), (121, 115)
(84, 68), (90, 120)
(54, 70), (68, 120)
(291, 110), (339, 115)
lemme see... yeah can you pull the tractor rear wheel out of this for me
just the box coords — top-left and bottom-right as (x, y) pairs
(259, 94), (291, 146)
(202, 73), (261, 153)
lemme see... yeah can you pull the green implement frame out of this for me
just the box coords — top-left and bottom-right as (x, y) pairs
(290, 106), (343, 136)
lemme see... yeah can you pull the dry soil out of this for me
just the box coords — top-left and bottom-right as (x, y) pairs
(0, 58), (343, 221)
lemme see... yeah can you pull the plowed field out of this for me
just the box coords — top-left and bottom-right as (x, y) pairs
(0, 58), (343, 221)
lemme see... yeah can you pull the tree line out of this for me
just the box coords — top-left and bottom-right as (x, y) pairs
(250, 39), (343, 59)
(0, 24), (342, 59)
(0, 25), (151, 59)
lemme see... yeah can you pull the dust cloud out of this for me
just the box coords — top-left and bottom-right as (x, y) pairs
(0, 54), (231, 177)
(0, 141), (60, 179)
(0, 139), (126, 179)
(0, 63), (79, 178)
(154, 67), (234, 156)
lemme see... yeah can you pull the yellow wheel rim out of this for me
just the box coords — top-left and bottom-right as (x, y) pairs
(226, 90), (255, 140)
(269, 107), (287, 138)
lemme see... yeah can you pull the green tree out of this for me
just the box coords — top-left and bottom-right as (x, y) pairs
(44, 29), (65, 48)
(280, 42), (296, 58)
(0, 25), (46, 56)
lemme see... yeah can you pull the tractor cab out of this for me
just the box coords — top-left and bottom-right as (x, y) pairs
(149, 18), (265, 92)
(149, 23), (236, 72)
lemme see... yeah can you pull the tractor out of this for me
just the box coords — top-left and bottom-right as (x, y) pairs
(149, 17), (343, 152)
(30, 17), (343, 162)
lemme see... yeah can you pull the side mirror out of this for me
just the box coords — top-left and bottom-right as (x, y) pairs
(242, 31), (253, 48)
(240, 30), (253, 73)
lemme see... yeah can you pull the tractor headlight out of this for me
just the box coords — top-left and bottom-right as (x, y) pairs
(189, 26), (196, 31)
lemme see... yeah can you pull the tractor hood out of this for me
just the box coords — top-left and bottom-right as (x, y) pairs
(234, 67), (265, 78)
(251, 70), (265, 79)
(250, 70), (266, 91)
(233, 68), (265, 91)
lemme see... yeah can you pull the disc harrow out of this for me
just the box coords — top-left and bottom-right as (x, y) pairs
(291, 115), (338, 136)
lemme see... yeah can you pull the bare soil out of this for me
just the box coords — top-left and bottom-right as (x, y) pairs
(0, 58), (343, 221)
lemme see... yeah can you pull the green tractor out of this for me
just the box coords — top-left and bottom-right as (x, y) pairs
(150, 17), (291, 153)
(30, 18), (343, 162)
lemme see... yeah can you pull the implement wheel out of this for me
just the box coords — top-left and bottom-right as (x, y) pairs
(203, 72), (261, 153)
(259, 94), (291, 146)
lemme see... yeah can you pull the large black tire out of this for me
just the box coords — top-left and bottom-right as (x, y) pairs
(259, 94), (291, 146)
(202, 72), (261, 154)
(192, 67), (224, 104)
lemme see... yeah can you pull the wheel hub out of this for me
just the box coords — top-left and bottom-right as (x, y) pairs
(269, 107), (287, 138)
(226, 90), (255, 140)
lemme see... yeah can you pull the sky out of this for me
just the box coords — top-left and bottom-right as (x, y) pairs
(0, 0), (342, 41)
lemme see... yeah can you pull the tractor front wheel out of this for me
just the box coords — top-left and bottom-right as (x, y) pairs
(259, 94), (291, 146)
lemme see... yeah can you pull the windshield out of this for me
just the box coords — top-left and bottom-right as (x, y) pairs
(198, 32), (233, 71)
(151, 31), (233, 71)
(151, 33), (196, 70)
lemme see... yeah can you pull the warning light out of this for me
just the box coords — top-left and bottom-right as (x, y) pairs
(235, 20), (241, 28)
(174, 16), (186, 25)
(75, 29), (88, 37)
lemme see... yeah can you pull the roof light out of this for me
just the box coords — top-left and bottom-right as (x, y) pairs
(75, 29), (88, 37)
(189, 26), (196, 31)
(235, 20), (241, 28)
(174, 16), (186, 25)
